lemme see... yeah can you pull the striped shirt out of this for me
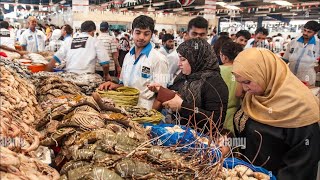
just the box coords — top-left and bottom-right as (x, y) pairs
(96, 32), (118, 71)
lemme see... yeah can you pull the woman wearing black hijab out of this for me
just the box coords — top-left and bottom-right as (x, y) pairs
(148, 38), (228, 134)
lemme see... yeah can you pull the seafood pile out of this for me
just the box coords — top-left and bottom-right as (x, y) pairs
(98, 86), (140, 106)
(0, 64), (44, 153)
(35, 93), (125, 166)
(58, 126), (205, 180)
(33, 76), (83, 103)
(0, 57), (32, 79)
(0, 48), (21, 59)
(223, 165), (270, 180)
(33, 72), (104, 95)
(60, 72), (104, 95)
(25, 53), (48, 64)
(0, 146), (60, 180)
(120, 106), (163, 123)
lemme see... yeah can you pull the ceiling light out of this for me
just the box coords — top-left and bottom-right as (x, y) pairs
(173, 8), (184, 11)
(225, 5), (240, 10)
(216, 2), (227, 6)
(153, 2), (164, 6)
(282, 12), (297, 16)
(254, 14), (267, 17)
(256, 10), (270, 13)
(272, 1), (292, 6)
(134, 5), (144, 9)
(195, 6), (204, 9)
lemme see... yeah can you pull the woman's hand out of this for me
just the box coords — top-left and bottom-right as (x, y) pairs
(147, 83), (162, 93)
(162, 94), (183, 111)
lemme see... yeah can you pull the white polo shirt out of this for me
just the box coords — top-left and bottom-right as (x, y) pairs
(283, 36), (319, 85)
(0, 28), (15, 49)
(159, 46), (174, 56)
(245, 38), (269, 49)
(19, 29), (46, 53)
(166, 50), (180, 84)
(53, 32), (109, 74)
(120, 42), (169, 110)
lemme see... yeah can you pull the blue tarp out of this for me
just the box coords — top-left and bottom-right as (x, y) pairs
(145, 123), (276, 180)
(223, 158), (277, 180)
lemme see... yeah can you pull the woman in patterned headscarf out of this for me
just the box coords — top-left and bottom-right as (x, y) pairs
(148, 38), (228, 134)
(232, 48), (320, 179)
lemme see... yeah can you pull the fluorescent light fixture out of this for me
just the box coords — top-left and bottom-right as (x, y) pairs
(254, 14), (267, 17)
(153, 2), (164, 6)
(147, 6), (155, 11)
(282, 12), (297, 16)
(134, 5), (144, 9)
(173, 8), (184, 11)
(216, 2), (227, 6)
(225, 5), (240, 10)
(272, 1), (292, 6)
(195, 6), (205, 9)
(256, 10), (271, 13)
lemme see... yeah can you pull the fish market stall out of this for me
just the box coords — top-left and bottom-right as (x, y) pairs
(0, 57), (275, 180)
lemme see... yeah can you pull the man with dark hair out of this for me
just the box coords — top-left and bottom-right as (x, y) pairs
(46, 20), (111, 80)
(273, 33), (285, 53)
(0, 21), (15, 49)
(168, 16), (218, 83)
(210, 28), (218, 45)
(99, 15), (169, 110)
(61, 24), (73, 41)
(187, 16), (208, 39)
(97, 21), (120, 77)
(235, 30), (251, 48)
(283, 20), (320, 86)
(219, 32), (229, 37)
(159, 33), (174, 56)
(230, 33), (236, 41)
(245, 27), (269, 49)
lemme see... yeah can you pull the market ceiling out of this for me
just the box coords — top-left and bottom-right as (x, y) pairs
(1, 0), (319, 21)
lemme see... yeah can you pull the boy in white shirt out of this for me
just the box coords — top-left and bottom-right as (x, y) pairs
(99, 15), (169, 110)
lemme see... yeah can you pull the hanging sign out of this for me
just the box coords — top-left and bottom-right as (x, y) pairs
(72, 0), (89, 12)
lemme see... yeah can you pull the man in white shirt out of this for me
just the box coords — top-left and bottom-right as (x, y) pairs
(151, 30), (160, 49)
(61, 24), (73, 42)
(96, 22), (120, 77)
(283, 21), (320, 86)
(45, 29), (63, 52)
(0, 21), (15, 49)
(46, 21), (111, 81)
(245, 27), (269, 49)
(168, 16), (217, 83)
(99, 15), (169, 110)
(19, 16), (46, 53)
(175, 31), (184, 46)
(159, 33), (174, 56)
(16, 24), (28, 42)
(273, 33), (285, 52)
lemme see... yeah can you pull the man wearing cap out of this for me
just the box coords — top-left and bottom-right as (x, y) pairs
(283, 20), (320, 86)
(46, 21), (111, 80)
(96, 22), (120, 77)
